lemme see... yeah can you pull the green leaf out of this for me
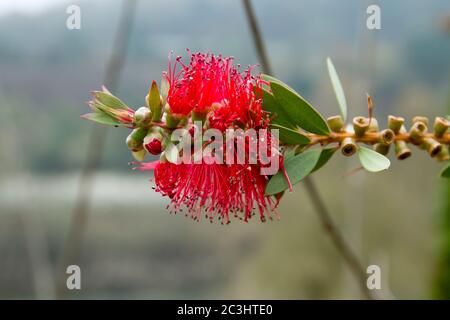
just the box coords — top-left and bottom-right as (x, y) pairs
(262, 88), (292, 128)
(263, 89), (310, 144)
(81, 112), (123, 126)
(441, 164), (450, 178)
(148, 80), (161, 110)
(327, 57), (348, 121)
(262, 75), (330, 135)
(311, 147), (337, 173)
(93, 90), (128, 109)
(265, 149), (321, 195)
(262, 74), (297, 94)
(357, 146), (391, 172)
(270, 123), (310, 145)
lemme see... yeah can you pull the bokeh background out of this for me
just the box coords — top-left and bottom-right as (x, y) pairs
(0, 0), (449, 299)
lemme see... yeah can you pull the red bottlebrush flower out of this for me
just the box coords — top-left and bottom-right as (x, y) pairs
(139, 160), (278, 223)
(137, 51), (280, 223)
(164, 51), (266, 122)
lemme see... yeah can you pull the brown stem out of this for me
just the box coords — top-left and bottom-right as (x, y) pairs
(306, 131), (450, 146)
(303, 178), (377, 300)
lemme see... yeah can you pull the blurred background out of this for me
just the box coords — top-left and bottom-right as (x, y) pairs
(0, 0), (449, 299)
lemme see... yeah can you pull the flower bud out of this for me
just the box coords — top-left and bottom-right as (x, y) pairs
(164, 103), (183, 129)
(409, 121), (427, 144)
(132, 149), (146, 162)
(374, 143), (390, 155)
(436, 146), (450, 162)
(387, 115), (404, 134)
(395, 141), (411, 160)
(126, 128), (148, 152)
(134, 106), (152, 127)
(327, 115), (345, 133)
(434, 117), (449, 138)
(144, 128), (164, 155)
(421, 137), (442, 157)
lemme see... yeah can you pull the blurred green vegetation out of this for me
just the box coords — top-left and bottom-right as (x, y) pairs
(0, 0), (449, 299)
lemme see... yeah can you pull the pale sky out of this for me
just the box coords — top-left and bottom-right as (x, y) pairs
(0, 0), (68, 17)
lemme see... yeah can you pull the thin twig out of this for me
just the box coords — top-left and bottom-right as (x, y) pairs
(241, 0), (375, 299)
(55, 0), (138, 299)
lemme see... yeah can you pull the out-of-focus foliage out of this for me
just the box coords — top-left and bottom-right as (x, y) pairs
(0, 0), (449, 299)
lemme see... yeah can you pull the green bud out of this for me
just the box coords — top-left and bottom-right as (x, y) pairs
(374, 143), (390, 155)
(132, 149), (146, 161)
(388, 115), (404, 134)
(146, 80), (163, 121)
(409, 122), (427, 144)
(131, 127), (148, 142)
(126, 128), (147, 152)
(352, 116), (369, 137)
(327, 115), (344, 133)
(126, 135), (143, 152)
(395, 141), (412, 160)
(436, 146), (450, 162)
(421, 137), (442, 158)
(434, 117), (449, 138)
(164, 103), (183, 129)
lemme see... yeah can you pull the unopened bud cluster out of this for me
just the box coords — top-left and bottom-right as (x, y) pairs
(325, 115), (450, 161)
(123, 81), (170, 161)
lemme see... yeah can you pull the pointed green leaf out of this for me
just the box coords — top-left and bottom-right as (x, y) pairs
(93, 90), (128, 109)
(262, 75), (330, 135)
(81, 112), (123, 126)
(148, 80), (161, 110)
(441, 163), (450, 178)
(357, 146), (391, 172)
(263, 89), (309, 144)
(262, 88), (292, 128)
(265, 149), (321, 195)
(327, 57), (348, 121)
(283, 147), (297, 160)
(262, 74), (298, 94)
(311, 147), (337, 173)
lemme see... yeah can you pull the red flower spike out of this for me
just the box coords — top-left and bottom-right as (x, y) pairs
(137, 51), (278, 223)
